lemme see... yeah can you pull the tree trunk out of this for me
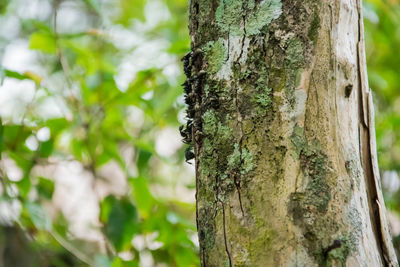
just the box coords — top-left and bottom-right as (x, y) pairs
(184, 0), (399, 266)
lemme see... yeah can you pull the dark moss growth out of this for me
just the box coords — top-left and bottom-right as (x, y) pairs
(288, 125), (361, 266)
(289, 125), (341, 265)
(271, 145), (288, 181)
(288, 192), (306, 223)
(252, 75), (273, 115)
(291, 125), (331, 212)
(198, 207), (217, 250)
(300, 148), (331, 212)
(326, 237), (353, 266)
(291, 125), (306, 154)
(308, 12), (320, 43)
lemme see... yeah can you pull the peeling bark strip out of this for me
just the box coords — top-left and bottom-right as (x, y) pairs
(186, 0), (398, 266)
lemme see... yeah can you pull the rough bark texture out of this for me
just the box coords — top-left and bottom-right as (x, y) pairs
(184, 0), (398, 266)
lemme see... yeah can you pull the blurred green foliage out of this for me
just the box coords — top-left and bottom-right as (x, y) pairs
(0, 0), (197, 266)
(0, 0), (399, 266)
(365, 0), (400, 172)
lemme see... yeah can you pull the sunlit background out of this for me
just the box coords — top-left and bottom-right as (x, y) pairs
(0, 0), (399, 266)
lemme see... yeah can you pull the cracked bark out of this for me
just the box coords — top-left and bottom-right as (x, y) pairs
(188, 0), (398, 266)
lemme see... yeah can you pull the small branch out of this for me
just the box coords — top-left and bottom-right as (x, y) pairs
(50, 230), (95, 266)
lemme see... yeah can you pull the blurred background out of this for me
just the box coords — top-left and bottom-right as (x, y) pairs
(0, 0), (399, 266)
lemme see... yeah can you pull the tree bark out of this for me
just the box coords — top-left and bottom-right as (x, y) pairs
(184, 0), (399, 266)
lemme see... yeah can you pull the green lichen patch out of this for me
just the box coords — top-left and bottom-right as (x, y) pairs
(245, 0), (282, 36)
(198, 156), (218, 191)
(251, 74), (273, 109)
(285, 38), (304, 69)
(199, 156), (214, 178)
(203, 111), (233, 145)
(215, 0), (282, 36)
(199, 110), (249, 205)
(202, 111), (233, 149)
(204, 85), (210, 97)
(241, 148), (254, 175)
(236, 67), (274, 117)
(203, 38), (228, 74)
(227, 143), (241, 171)
(203, 110), (218, 135)
(216, 123), (233, 143)
(215, 0), (243, 36)
(227, 143), (254, 175)
(203, 138), (214, 155)
(254, 87), (272, 110)
(199, 113), (234, 182)
(275, 37), (306, 107)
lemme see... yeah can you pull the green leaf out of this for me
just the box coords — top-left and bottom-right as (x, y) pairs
(46, 118), (68, 135)
(25, 202), (52, 231)
(1, 68), (42, 84)
(29, 32), (56, 54)
(83, 0), (101, 14)
(154, 84), (182, 118)
(129, 177), (155, 217)
(100, 196), (138, 251)
(37, 177), (55, 200)
(0, 0), (9, 14)
(4, 69), (28, 80)
(8, 151), (32, 171)
(38, 140), (54, 158)
(117, 0), (146, 25)
(52, 213), (69, 237)
(96, 137), (124, 168)
(111, 257), (138, 267)
(16, 174), (32, 198)
(137, 149), (152, 172)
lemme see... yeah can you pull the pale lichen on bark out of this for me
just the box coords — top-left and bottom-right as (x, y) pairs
(215, 0), (282, 36)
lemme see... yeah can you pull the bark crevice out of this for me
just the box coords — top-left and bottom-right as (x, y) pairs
(222, 203), (232, 267)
